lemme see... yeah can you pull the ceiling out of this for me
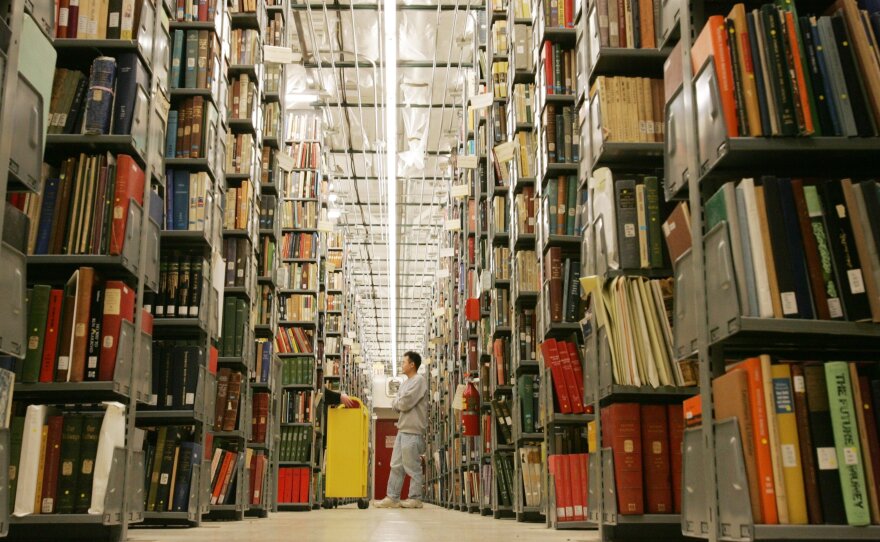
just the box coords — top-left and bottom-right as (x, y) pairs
(287, 0), (484, 367)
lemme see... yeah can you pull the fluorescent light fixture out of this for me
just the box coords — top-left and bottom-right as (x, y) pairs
(384, 0), (398, 376)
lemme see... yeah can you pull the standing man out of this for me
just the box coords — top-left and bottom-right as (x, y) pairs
(375, 351), (428, 509)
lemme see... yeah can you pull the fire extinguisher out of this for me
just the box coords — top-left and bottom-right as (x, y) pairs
(462, 381), (480, 436)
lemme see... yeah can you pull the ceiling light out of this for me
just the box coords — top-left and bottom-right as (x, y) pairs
(384, 0), (399, 376)
(329, 194), (338, 202)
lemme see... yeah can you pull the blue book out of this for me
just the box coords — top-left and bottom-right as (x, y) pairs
(165, 111), (178, 158)
(261, 341), (272, 383)
(170, 30), (184, 89)
(83, 57), (117, 135)
(165, 169), (174, 230)
(172, 170), (190, 230)
(746, 12), (773, 137)
(811, 17), (842, 136)
(184, 31), (198, 89)
(35, 177), (60, 254)
(735, 183), (759, 317)
(171, 441), (201, 512)
(112, 53), (148, 135)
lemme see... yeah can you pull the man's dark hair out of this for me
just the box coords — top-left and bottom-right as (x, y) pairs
(404, 351), (422, 371)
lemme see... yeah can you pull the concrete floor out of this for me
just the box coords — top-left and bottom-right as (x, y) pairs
(129, 504), (601, 542)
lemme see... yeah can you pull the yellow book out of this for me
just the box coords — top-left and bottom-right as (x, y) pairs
(34, 425), (49, 514)
(770, 363), (809, 524)
(587, 420), (597, 453)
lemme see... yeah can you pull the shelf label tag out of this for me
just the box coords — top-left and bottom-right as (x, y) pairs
(451, 183), (470, 198)
(264, 46), (299, 64)
(444, 219), (461, 231)
(440, 247), (455, 257)
(277, 153), (295, 172)
(318, 220), (334, 232)
(494, 141), (517, 163)
(458, 155), (479, 169)
(470, 92), (493, 109)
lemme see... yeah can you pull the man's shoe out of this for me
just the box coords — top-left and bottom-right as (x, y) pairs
(374, 497), (400, 508)
(399, 499), (423, 509)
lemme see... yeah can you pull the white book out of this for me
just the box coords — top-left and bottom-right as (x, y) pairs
(13, 404), (48, 517)
(737, 178), (773, 317)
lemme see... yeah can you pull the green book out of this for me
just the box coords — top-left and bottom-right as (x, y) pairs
(517, 375), (534, 433)
(56, 414), (84, 514)
(705, 184), (729, 231)
(22, 285), (52, 383)
(8, 416), (25, 513)
(233, 298), (247, 357)
(824, 361), (871, 526)
(547, 178), (558, 235)
(222, 297), (236, 357)
(146, 425), (168, 511)
(74, 415), (101, 513)
(566, 174), (577, 236)
(644, 176), (664, 268)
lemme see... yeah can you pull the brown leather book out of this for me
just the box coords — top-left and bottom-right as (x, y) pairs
(191, 96), (204, 159)
(661, 201), (691, 264)
(663, 42), (683, 105)
(754, 186), (783, 318)
(639, 0), (655, 48)
(713, 369), (763, 523)
(790, 363), (823, 523)
(69, 267), (96, 382)
(640, 404), (672, 513)
(790, 180), (830, 319)
(222, 371), (243, 431)
(182, 100), (193, 160)
(547, 246), (564, 322)
(40, 414), (65, 513)
(214, 368), (231, 431)
(849, 364), (880, 523)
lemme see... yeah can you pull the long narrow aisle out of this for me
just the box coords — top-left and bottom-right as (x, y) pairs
(129, 505), (600, 542)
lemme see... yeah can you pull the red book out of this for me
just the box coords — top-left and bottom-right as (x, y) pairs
(641, 404), (673, 513)
(291, 468), (301, 503)
(556, 340), (584, 414)
(56, 0), (70, 37)
(212, 452), (232, 504)
(140, 309), (153, 334)
(98, 281), (136, 381)
(548, 456), (567, 521)
(40, 415), (65, 514)
(565, 342), (588, 412)
(209, 345), (218, 374)
(558, 455), (574, 521)
(690, 16), (738, 137)
(667, 404), (684, 514)
(568, 453), (585, 521)
(299, 468), (309, 503)
(602, 403), (643, 515)
(248, 454), (257, 505)
(277, 469), (286, 503)
(465, 298), (480, 322)
(578, 453), (590, 513)
(544, 41), (554, 94)
(40, 289), (64, 382)
(565, 0), (574, 26)
(540, 339), (572, 414)
(109, 155), (146, 255)
(67, 0), (78, 37)
(198, 0), (208, 24)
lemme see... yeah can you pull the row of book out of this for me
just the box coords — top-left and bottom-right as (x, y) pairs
(8, 407), (109, 515)
(541, 338), (589, 414)
(208, 445), (243, 505)
(228, 74), (258, 121)
(280, 232), (319, 260)
(172, 0), (220, 22)
(327, 270), (344, 291)
(264, 102), (281, 139)
(514, 250), (539, 291)
(220, 297), (250, 358)
(491, 397), (515, 445)
(214, 369), (243, 432)
(259, 194), (277, 229)
(705, 177), (880, 323)
(228, 0), (258, 12)
(510, 23), (533, 73)
(281, 171), (322, 200)
(30, 153), (144, 256)
(143, 426), (201, 512)
(541, 43), (577, 95)
(248, 451), (269, 505)
(592, 76), (665, 143)
(281, 389), (313, 424)
(222, 238), (252, 288)
(224, 180), (254, 231)
(544, 175), (579, 236)
(708, 358), (880, 526)
(279, 426), (312, 463)
(164, 170), (213, 232)
(263, 13), (285, 47)
(491, 61), (509, 100)
(491, 20), (508, 55)
(519, 445), (544, 508)
(493, 246), (511, 280)
(541, 0), (575, 28)
(53, 0), (147, 39)
(517, 307), (538, 361)
(255, 340), (274, 384)
(250, 392), (270, 444)
(288, 142), (321, 170)
(21, 271), (139, 383)
(691, 3), (880, 138)
(544, 104), (580, 164)
(600, 402), (685, 514)
(511, 83), (534, 126)
(225, 133), (256, 174)
(281, 357), (314, 386)
(287, 113), (320, 141)
(592, 170), (668, 270)
(280, 200), (319, 230)
(548, 453), (589, 522)
(493, 289), (510, 327)
(513, 186), (535, 235)
(277, 262), (319, 291)
(279, 294), (316, 322)
(516, 374), (541, 433)
(257, 284), (274, 327)
(167, 97), (216, 159)
(277, 467), (310, 503)
(494, 452), (516, 507)
(275, 326), (314, 354)
(170, 29), (220, 90)
(545, 250), (582, 325)
(594, 0), (661, 49)
(151, 252), (208, 318)
(148, 342), (204, 410)
(230, 29), (261, 66)
(491, 103), (507, 146)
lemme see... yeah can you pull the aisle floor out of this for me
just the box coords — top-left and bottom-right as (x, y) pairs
(129, 504), (600, 542)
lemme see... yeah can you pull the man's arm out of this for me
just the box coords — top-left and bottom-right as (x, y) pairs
(392, 376), (426, 412)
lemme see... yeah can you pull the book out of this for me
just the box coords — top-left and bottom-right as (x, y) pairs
(770, 363), (809, 524)
(602, 403), (643, 514)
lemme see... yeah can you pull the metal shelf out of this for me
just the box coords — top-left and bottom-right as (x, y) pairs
(587, 47), (668, 84)
(44, 134), (147, 169)
(13, 381), (131, 402)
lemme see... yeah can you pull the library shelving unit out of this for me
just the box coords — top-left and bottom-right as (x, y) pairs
(666, 0), (880, 539)
(7, 0), (172, 539)
(139, 0), (226, 529)
(574, 0), (694, 534)
(274, 108), (323, 512)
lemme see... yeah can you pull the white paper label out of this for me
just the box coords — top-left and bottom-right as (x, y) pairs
(277, 153), (295, 171)
(780, 292), (798, 315)
(458, 155), (479, 169)
(792, 375), (805, 393)
(624, 439), (634, 453)
(186, 392), (195, 405)
(58, 8), (69, 26)
(264, 46), (297, 64)
(451, 184), (470, 198)
(445, 219), (461, 231)
(494, 141), (517, 163)
(817, 448), (838, 470)
(470, 92), (493, 109)
(836, 204), (847, 219)
(624, 223), (636, 238)
(848, 269), (866, 294)
(781, 444), (798, 468)
(652, 441), (662, 454)
(160, 473), (169, 485)
(441, 247), (455, 257)
(828, 298), (844, 319)
(844, 447), (860, 466)
(103, 336), (114, 348)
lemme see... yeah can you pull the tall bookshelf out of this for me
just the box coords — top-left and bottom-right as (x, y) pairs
(274, 108), (323, 511)
(7, 0), (171, 539)
(668, 0), (880, 538)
